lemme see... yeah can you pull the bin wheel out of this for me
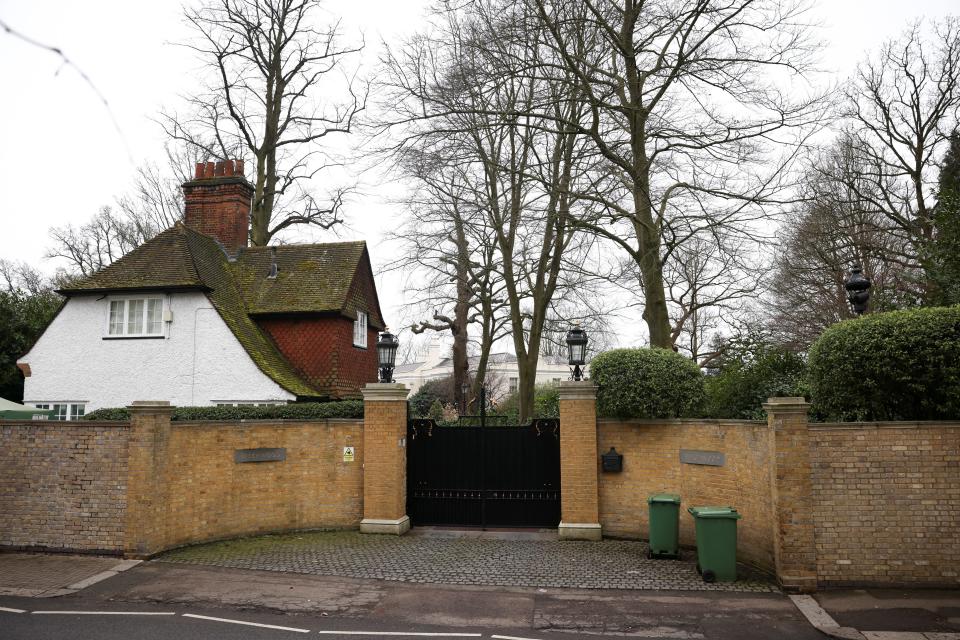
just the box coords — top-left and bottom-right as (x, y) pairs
(702, 569), (716, 583)
(695, 563), (701, 575)
(646, 550), (653, 559)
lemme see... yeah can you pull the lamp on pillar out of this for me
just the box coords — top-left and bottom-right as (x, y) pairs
(844, 265), (872, 316)
(376, 329), (399, 383)
(565, 322), (589, 381)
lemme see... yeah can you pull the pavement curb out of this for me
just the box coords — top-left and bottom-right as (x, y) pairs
(788, 595), (960, 640)
(0, 559), (143, 599)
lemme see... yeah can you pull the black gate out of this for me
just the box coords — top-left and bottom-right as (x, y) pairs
(406, 413), (561, 528)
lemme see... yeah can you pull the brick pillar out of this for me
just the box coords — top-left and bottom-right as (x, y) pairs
(123, 401), (173, 558)
(360, 383), (410, 535)
(764, 396), (817, 592)
(557, 381), (602, 540)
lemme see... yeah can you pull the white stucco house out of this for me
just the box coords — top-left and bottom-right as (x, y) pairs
(394, 336), (575, 397)
(17, 159), (385, 419)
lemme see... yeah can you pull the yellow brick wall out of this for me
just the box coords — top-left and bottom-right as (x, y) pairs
(597, 419), (775, 572)
(560, 396), (600, 524)
(361, 399), (407, 521)
(125, 417), (363, 556)
(0, 421), (129, 554)
(810, 422), (960, 587)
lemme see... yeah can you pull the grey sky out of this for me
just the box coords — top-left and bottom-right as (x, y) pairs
(0, 0), (956, 350)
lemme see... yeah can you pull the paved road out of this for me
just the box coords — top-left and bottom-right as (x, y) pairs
(0, 562), (822, 640)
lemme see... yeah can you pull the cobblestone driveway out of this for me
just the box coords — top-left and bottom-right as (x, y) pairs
(158, 530), (776, 592)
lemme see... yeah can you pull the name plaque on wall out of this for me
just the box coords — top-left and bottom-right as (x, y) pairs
(234, 448), (286, 463)
(680, 449), (725, 467)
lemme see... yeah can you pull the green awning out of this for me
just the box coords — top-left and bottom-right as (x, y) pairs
(0, 397), (53, 420)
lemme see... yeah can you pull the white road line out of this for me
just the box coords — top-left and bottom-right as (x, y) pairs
(0, 607), (27, 614)
(182, 613), (311, 633)
(492, 635), (544, 640)
(32, 611), (177, 615)
(316, 633), (482, 637)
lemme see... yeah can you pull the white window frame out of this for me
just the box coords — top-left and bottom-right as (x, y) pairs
(106, 296), (165, 337)
(353, 311), (368, 348)
(34, 403), (85, 421)
(508, 377), (519, 393)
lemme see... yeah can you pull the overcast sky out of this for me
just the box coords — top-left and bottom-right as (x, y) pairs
(0, 0), (957, 352)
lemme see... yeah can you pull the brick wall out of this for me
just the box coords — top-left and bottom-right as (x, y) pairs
(182, 161), (252, 255)
(810, 422), (960, 587)
(125, 417), (364, 556)
(597, 419), (775, 572)
(0, 421), (129, 554)
(259, 316), (377, 398)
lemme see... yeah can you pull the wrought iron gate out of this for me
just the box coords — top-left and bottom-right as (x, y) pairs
(406, 413), (561, 528)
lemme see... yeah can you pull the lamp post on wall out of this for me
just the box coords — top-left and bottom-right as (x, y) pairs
(565, 322), (589, 381)
(844, 265), (872, 316)
(376, 328), (399, 383)
(461, 382), (470, 415)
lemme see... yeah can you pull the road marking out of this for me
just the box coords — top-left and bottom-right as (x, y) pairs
(32, 611), (177, 615)
(183, 613), (311, 633)
(0, 607), (26, 613)
(492, 635), (544, 640)
(316, 633), (482, 637)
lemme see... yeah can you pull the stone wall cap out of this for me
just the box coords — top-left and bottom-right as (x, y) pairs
(129, 401), (172, 406)
(762, 396), (810, 412)
(361, 383), (409, 401)
(558, 381), (598, 400)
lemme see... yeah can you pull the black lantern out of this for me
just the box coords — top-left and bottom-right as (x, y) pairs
(376, 329), (399, 383)
(461, 382), (470, 415)
(844, 265), (872, 316)
(565, 322), (588, 381)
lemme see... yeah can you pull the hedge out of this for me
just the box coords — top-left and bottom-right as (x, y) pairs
(807, 306), (960, 421)
(83, 400), (364, 422)
(591, 348), (705, 419)
(705, 345), (807, 420)
(494, 383), (560, 421)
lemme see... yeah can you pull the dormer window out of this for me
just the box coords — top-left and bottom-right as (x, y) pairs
(353, 311), (368, 348)
(107, 297), (163, 337)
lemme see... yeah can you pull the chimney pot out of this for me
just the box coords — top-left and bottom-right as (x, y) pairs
(204, 162), (215, 178)
(214, 161), (225, 177)
(224, 159), (235, 177)
(195, 163), (205, 179)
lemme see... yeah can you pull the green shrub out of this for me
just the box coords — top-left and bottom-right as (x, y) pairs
(807, 306), (960, 421)
(705, 345), (807, 420)
(427, 399), (445, 422)
(591, 348), (705, 419)
(494, 383), (560, 421)
(409, 376), (455, 418)
(83, 400), (364, 422)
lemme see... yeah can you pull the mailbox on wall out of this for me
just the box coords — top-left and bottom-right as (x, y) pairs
(601, 447), (623, 473)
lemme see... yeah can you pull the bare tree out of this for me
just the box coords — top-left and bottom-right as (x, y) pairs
(381, 0), (607, 420)
(163, 0), (367, 245)
(836, 17), (960, 295)
(516, 0), (826, 348)
(767, 138), (924, 349)
(47, 206), (154, 278)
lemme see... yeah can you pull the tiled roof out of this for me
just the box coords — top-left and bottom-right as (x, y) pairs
(58, 224), (381, 399)
(230, 242), (384, 327)
(58, 227), (206, 293)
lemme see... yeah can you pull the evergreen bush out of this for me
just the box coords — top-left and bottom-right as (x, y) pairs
(83, 400), (364, 422)
(705, 344), (807, 420)
(591, 348), (705, 419)
(807, 306), (960, 421)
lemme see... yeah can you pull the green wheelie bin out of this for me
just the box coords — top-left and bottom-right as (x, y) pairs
(646, 493), (681, 559)
(687, 506), (742, 582)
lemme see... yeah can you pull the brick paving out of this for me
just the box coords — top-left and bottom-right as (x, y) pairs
(0, 554), (124, 597)
(157, 530), (777, 592)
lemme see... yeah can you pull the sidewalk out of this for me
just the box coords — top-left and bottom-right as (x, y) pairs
(0, 553), (140, 597)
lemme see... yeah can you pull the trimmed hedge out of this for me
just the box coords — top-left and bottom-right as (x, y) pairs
(808, 306), (960, 421)
(495, 383), (560, 421)
(592, 348), (705, 419)
(83, 400), (364, 422)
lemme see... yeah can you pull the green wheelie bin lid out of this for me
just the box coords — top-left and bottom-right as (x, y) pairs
(648, 493), (681, 505)
(687, 506), (741, 519)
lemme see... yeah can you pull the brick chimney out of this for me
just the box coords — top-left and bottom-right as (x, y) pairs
(182, 159), (253, 255)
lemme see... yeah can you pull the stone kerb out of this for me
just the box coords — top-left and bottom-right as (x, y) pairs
(360, 383), (410, 535)
(763, 396), (817, 593)
(558, 381), (602, 540)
